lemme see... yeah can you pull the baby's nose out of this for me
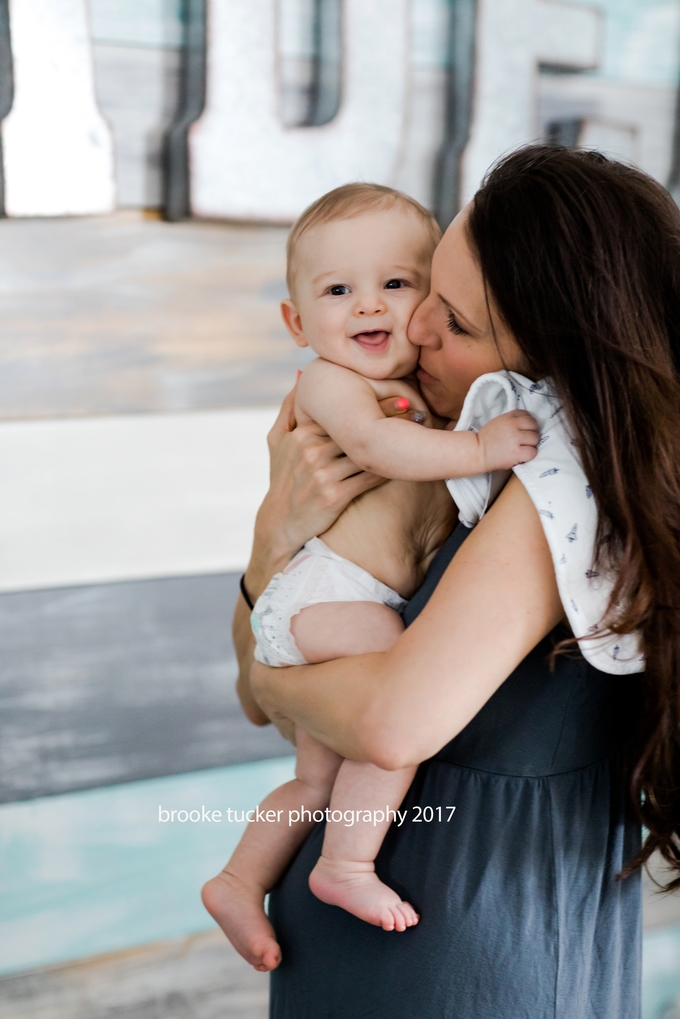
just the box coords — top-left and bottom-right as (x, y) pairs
(356, 294), (386, 314)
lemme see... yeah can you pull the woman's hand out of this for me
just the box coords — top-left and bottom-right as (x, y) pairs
(371, 375), (444, 430)
(254, 385), (383, 583)
(246, 380), (432, 599)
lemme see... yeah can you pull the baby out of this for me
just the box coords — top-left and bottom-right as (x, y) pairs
(202, 183), (539, 971)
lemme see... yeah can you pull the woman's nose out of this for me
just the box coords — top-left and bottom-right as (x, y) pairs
(408, 296), (440, 348)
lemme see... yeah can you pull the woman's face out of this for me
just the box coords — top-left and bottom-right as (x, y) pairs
(408, 206), (528, 422)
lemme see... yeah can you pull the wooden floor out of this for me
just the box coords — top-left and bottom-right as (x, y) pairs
(0, 864), (676, 1019)
(0, 930), (268, 1019)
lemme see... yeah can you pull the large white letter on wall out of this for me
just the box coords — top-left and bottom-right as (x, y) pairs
(189, 0), (410, 221)
(461, 0), (602, 203)
(2, 0), (115, 217)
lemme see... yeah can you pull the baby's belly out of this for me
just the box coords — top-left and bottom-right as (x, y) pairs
(320, 479), (456, 598)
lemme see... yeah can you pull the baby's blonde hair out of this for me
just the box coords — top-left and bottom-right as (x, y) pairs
(286, 182), (442, 299)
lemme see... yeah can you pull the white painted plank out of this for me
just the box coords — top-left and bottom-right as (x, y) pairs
(0, 408), (277, 592)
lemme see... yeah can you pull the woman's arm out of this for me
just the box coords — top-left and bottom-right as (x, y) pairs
(251, 475), (564, 767)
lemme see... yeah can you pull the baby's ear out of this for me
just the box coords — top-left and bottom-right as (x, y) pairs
(280, 299), (308, 347)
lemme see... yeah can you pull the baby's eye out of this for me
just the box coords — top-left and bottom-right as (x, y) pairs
(327, 284), (350, 296)
(384, 278), (407, 289)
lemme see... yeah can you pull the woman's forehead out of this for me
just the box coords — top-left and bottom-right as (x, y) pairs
(433, 214), (489, 331)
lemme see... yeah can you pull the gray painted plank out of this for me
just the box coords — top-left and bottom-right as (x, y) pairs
(0, 573), (289, 803)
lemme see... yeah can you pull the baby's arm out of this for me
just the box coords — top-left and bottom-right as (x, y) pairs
(297, 359), (539, 481)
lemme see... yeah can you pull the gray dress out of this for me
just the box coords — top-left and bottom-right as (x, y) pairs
(268, 524), (642, 1018)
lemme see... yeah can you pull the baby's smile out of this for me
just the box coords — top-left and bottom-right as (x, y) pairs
(351, 329), (391, 352)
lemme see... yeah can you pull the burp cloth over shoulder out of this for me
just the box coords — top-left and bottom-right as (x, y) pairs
(445, 371), (644, 676)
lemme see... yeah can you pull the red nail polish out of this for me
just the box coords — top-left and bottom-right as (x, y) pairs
(395, 397), (410, 410)
(296, 369), (302, 380)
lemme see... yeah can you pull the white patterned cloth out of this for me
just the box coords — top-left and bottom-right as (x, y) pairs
(445, 371), (644, 676)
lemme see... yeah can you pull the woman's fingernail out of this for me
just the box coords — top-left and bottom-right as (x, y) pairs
(395, 397), (410, 410)
(296, 369), (302, 380)
(412, 411), (426, 424)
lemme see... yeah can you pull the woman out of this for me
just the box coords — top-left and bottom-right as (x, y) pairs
(234, 146), (680, 1018)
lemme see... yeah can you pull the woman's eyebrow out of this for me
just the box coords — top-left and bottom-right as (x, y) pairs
(437, 293), (480, 333)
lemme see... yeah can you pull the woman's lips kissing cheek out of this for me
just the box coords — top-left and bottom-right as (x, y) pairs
(416, 365), (438, 385)
(351, 330), (391, 352)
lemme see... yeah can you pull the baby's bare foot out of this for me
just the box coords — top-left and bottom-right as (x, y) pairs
(309, 857), (419, 932)
(201, 870), (281, 971)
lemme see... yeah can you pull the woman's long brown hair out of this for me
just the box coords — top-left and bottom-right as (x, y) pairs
(467, 145), (680, 889)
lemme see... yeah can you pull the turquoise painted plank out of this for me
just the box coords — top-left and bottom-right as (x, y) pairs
(643, 923), (680, 1019)
(0, 757), (295, 975)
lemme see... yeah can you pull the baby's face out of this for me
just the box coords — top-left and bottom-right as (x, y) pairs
(283, 207), (433, 379)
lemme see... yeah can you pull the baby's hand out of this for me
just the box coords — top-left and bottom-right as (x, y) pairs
(476, 410), (540, 471)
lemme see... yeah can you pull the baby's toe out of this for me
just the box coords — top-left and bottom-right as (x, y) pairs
(388, 905), (410, 933)
(253, 938), (282, 972)
(263, 944), (282, 971)
(395, 901), (419, 930)
(403, 902), (420, 927)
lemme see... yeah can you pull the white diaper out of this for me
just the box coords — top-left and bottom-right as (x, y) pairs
(251, 537), (407, 667)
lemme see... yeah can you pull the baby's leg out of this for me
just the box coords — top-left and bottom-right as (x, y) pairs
(308, 759), (418, 932)
(291, 601), (404, 663)
(202, 728), (341, 971)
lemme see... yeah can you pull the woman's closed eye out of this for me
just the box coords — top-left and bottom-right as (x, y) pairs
(447, 310), (468, 335)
